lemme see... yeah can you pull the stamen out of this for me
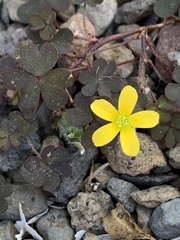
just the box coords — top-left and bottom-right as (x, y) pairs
(116, 115), (129, 128)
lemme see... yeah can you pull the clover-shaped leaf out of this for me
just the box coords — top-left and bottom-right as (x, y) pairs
(0, 126), (21, 151)
(17, 0), (47, 23)
(71, 0), (103, 7)
(9, 111), (38, 136)
(157, 95), (173, 110)
(165, 83), (180, 102)
(48, 146), (72, 178)
(173, 66), (180, 84)
(45, 0), (71, 11)
(154, 0), (180, 18)
(151, 125), (169, 141)
(40, 68), (73, 110)
(171, 112), (180, 129)
(51, 28), (73, 54)
(0, 68), (40, 114)
(14, 41), (58, 76)
(30, 7), (56, 41)
(64, 108), (93, 127)
(24, 154), (61, 191)
(79, 58), (123, 97)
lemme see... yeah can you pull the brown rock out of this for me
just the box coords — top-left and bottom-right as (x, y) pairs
(131, 185), (180, 208)
(101, 133), (167, 176)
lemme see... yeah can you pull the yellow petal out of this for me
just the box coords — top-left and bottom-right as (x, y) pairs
(118, 85), (138, 115)
(92, 123), (119, 146)
(120, 126), (139, 156)
(130, 110), (159, 128)
(90, 99), (119, 121)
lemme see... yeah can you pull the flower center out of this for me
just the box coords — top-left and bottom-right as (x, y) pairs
(116, 115), (130, 128)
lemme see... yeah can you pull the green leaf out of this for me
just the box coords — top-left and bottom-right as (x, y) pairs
(17, 0), (47, 24)
(151, 125), (169, 141)
(165, 128), (176, 148)
(65, 108), (93, 127)
(51, 28), (73, 54)
(71, 0), (103, 6)
(29, 14), (45, 27)
(1, 68), (40, 114)
(171, 112), (180, 129)
(14, 42), (58, 76)
(154, 0), (180, 18)
(158, 110), (171, 123)
(165, 83), (180, 101)
(157, 95), (173, 110)
(39, 24), (56, 41)
(39, 7), (56, 24)
(173, 66), (180, 84)
(43, 171), (61, 191)
(45, 0), (71, 11)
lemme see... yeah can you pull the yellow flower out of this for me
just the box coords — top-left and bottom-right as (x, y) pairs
(90, 85), (159, 156)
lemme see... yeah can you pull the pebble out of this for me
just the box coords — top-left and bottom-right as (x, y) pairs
(0, 184), (48, 221)
(149, 198), (180, 239)
(0, 131), (41, 172)
(107, 178), (138, 213)
(0, 24), (26, 57)
(52, 148), (98, 203)
(0, 220), (17, 240)
(136, 205), (153, 234)
(67, 190), (114, 234)
(95, 42), (134, 78)
(120, 172), (178, 187)
(167, 145), (180, 169)
(79, 0), (117, 36)
(116, 24), (142, 56)
(3, 0), (26, 22)
(36, 208), (74, 240)
(115, 0), (157, 24)
(94, 163), (119, 189)
(59, 13), (95, 68)
(131, 185), (180, 208)
(101, 133), (167, 176)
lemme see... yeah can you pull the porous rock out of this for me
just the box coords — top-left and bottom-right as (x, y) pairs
(101, 133), (167, 176)
(67, 191), (114, 234)
(131, 185), (180, 208)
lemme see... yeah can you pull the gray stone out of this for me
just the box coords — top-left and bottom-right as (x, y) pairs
(120, 173), (178, 187)
(0, 184), (48, 221)
(79, 0), (117, 36)
(136, 205), (153, 234)
(150, 198), (180, 239)
(52, 148), (98, 203)
(107, 178), (138, 213)
(0, 130), (40, 172)
(3, 0), (26, 22)
(95, 42), (134, 78)
(115, 0), (157, 24)
(94, 163), (119, 189)
(37, 208), (74, 240)
(0, 220), (17, 240)
(167, 146), (180, 169)
(131, 185), (180, 208)
(116, 24), (142, 56)
(101, 133), (167, 176)
(67, 191), (114, 234)
(0, 24), (26, 57)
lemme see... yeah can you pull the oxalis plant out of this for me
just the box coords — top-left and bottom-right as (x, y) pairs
(0, 0), (180, 213)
